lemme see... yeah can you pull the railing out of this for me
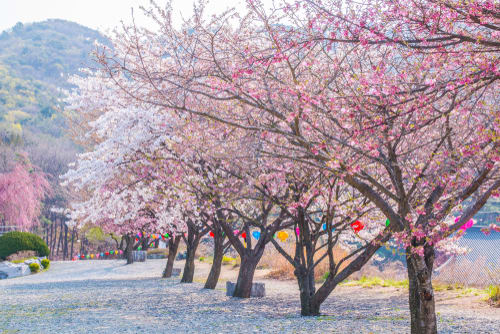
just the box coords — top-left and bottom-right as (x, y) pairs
(434, 227), (500, 287)
(0, 226), (18, 236)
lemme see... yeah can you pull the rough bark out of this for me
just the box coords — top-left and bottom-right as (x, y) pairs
(163, 236), (181, 278)
(204, 231), (224, 289)
(407, 246), (437, 334)
(70, 228), (75, 259)
(296, 266), (318, 315)
(125, 234), (134, 264)
(232, 256), (259, 298)
(181, 239), (199, 283)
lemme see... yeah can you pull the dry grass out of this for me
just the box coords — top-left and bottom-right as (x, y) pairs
(350, 260), (408, 281)
(262, 243), (350, 281)
(147, 248), (168, 255)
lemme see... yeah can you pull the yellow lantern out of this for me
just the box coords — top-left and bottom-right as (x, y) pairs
(277, 231), (289, 242)
(90, 254), (94, 259)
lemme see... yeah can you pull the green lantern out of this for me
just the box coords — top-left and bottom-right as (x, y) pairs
(385, 219), (390, 227)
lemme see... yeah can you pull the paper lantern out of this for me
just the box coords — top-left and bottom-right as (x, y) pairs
(385, 219), (390, 227)
(105, 252), (110, 256)
(252, 231), (260, 240)
(86, 255), (90, 259)
(96, 254), (100, 259)
(456, 216), (475, 231)
(295, 227), (300, 236)
(461, 219), (474, 231)
(277, 231), (289, 241)
(233, 229), (239, 236)
(241, 232), (247, 239)
(138, 246), (142, 250)
(165, 233), (169, 238)
(351, 220), (364, 233)
(100, 252), (104, 257)
(135, 238), (139, 242)
(322, 223), (335, 232)
(90, 254), (94, 259)
(119, 250), (123, 254)
(209, 231), (215, 238)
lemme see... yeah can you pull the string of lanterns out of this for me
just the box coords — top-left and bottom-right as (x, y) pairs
(205, 220), (370, 243)
(73, 250), (124, 261)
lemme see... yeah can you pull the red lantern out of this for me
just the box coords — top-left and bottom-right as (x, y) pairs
(209, 231), (214, 238)
(351, 220), (364, 233)
(105, 252), (110, 256)
(241, 232), (247, 239)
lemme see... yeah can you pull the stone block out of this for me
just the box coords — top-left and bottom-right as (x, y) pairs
(132, 251), (147, 262)
(226, 281), (265, 297)
(0, 262), (31, 279)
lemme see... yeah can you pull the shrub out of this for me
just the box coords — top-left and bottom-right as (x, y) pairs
(29, 262), (40, 273)
(222, 256), (236, 265)
(0, 231), (50, 260)
(487, 285), (500, 307)
(41, 259), (50, 269)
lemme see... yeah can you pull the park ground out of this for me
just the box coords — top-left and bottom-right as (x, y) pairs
(1, 259), (499, 334)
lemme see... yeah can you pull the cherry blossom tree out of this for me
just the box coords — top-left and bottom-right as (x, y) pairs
(0, 156), (50, 230)
(90, 3), (498, 331)
(61, 2), (499, 332)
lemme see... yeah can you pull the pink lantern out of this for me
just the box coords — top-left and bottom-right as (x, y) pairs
(295, 227), (300, 236)
(456, 216), (474, 231)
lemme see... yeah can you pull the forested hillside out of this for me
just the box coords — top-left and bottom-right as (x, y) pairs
(0, 19), (107, 87)
(0, 20), (108, 212)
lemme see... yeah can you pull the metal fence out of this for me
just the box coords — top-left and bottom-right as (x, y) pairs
(434, 227), (500, 287)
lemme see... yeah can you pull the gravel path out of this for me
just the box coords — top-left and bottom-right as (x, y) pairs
(0, 259), (498, 333)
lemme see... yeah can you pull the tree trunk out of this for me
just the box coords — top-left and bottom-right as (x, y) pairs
(232, 256), (259, 298)
(181, 237), (200, 283)
(70, 228), (75, 259)
(204, 231), (224, 289)
(63, 223), (68, 260)
(406, 246), (437, 334)
(163, 236), (181, 278)
(296, 266), (318, 315)
(125, 235), (134, 264)
(56, 220), (63, 256)
(51, 222), (58, 258)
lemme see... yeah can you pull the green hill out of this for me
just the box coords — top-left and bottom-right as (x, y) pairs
(0, 19), (108, 87)
(0, 19), (108, 141)
(0, 20), (108, 209)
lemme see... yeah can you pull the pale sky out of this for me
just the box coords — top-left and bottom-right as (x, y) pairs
(0, 0), (247, 33)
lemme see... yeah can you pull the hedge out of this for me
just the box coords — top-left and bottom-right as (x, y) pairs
(0, 231), (50, 260)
